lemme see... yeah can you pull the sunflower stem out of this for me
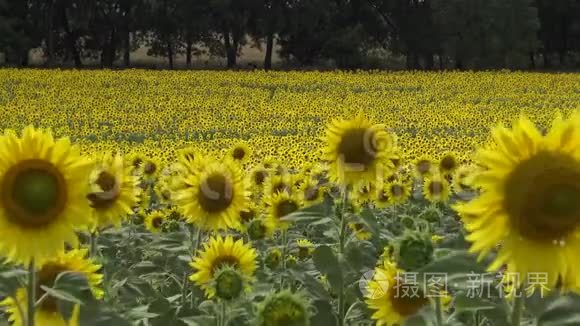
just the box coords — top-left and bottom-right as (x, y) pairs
(337, 188), (348, 326)
(26, 259), (36, 326)
(219, 300), (227, 326)
(435, 296), (443, 326)
(511, 289), (525, 326)
(89, 231), (98, 257)
(188, 225), (202, 308)
(280, 230), (288, 289)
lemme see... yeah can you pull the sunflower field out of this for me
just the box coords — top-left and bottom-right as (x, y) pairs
(0, 69), (579, 326)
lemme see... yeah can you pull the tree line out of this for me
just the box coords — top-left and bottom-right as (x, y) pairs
(1, 0), (579, 70)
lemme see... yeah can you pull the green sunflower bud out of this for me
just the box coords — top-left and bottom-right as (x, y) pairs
(286, 255), (298, 268)
(248, 219), (267, 241)
(394, 232), (434, 271)
(265, 248), (282, 269)
(256, 290), (310, 326)
(214, 267), (244, 300)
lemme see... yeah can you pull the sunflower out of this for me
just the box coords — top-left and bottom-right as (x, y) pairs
(190, 235), (257, 298)
(322, 114), (395, 186)
(174, 157), (249, 231)
(348, 222), (372, 240)
(141, 157), (161, 181)
(256, 290), (311, 326)
(88, 152), (141, 229)
(452, 164), (477, 194)
(127, 152), (145, 173)
(229, 141), (252, 163)
(438, 152), (459, 175)
(145, 210), (166, 233)
(365, 259), (430, 325)
(249, 164), (270, 189)
(298, 177), (325, 207)
(0, 126), (92, 264)
(296, 239), (315, 259)
(455, 114), (580, 290)
(387, 180), (412, 204)
(263, 173), (295, 198)
(0, 249), (103, 326)
(373, 183), (392, 209)
(414, 155), (434, 179)
(423, 174), (450, 203)
(265, 192), (300, 231)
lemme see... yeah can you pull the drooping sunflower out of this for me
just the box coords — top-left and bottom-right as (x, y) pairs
(145, 210), (166, 233)
(438, 152), (459, 175)
(455, 114), (580, 290)
(88, 152), (141, 229)
(229, 141), (252, 163)
(190, 235), (257, 299)
(365, 259), (430, 325)
(322, 114), (395, 186)
(256, 290), (311, 326)
(265, 192), (301, 231)
(0, 126), (92, 264)
(0, 249), (103, 326)
(423, 174), (450, 203)
(174, 157), (249, 231)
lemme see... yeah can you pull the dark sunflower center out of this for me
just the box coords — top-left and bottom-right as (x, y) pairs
(197, 174), (233, 213)
(254, 170), (267, 186)
(276, 200), (298, 218)
(3, 160), (67, 228)
(210, 255), (239, 275)
(389, 282), (429, 317)
(337, 128), (377, 168)
(36, 263), (68, 312)
(378, 190), (390, 202)
(132, 158), (142, 168)
(505, 151), (580, 242)
(143, 162), (157, 175)
(429, 181), (443, 196)
(152, 217), (164, 228)
(391, 158), (401, 167)
(352, 222), (364, 231)
(232, 148), (246, 160)
(304, 186), (320, 202)
(417, 160), (431, 174)
(391, 185), (404, 197)
(88, 171), (119, 209)
(96, 171), (116, 192)
(440, 156), (457, 171)
(240, 209), (256, 223)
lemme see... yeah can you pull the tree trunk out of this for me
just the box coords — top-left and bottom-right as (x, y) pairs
(424, 52), (434, 70)
(224, 29), (236, 68)
(167, 39), (174, 69)
(455, 56), (463, 70)
(264, 32), (274, 70)
(123, 31), (130, 67)
(46, 0), (55, 66)
(438, 53), (444, 70)
(186, 34), (192, 67)
(61, 5), (82, 68)
(106, 29), (117, 68)
(543, 51), (551, 68)
(529, 52), (535, 69)
(19, 49), (29, 67)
